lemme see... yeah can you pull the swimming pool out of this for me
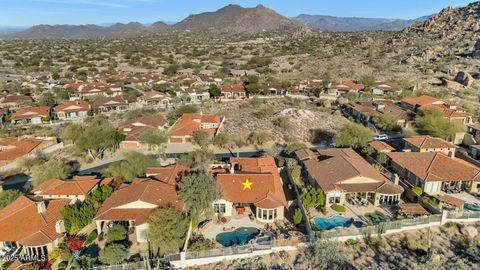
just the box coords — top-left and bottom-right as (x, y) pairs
(464, 203), (480, 212)
(313, 216), (363, 230)
(216, 227), (260, 247)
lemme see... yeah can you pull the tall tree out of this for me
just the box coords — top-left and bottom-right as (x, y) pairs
(99, 243), (128, 265)
(30, 160), (71, 187)
(0, 190), (21, 210)
(74, 117), (124, 160)
(333, 122), (374, 149)
(147, 207), (189, 255)
(415, 107), (464, 141)
(139, 129), (167, 151)
(192, 130), (211, 150)
(372, 115), (400, 132)
(102, 152), (158, 182)
(178, 173), (219, 217)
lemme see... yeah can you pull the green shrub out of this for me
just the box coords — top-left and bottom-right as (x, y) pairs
(84, 230), (98, 246)
(293, 208), (303, 225)
(345, 239), (357, 247)
(330, 204), (346, 212)
(368, 236), (385, 250)
(57, 261), (68, 270)
(412, 186), (423, 196)
(422, 195), (439, 208)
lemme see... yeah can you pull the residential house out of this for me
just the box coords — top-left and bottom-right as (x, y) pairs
(297, 148), (404, 208)
(371, 81), (403, 96)
(31, 176), (100, 203)
(0, 95), (33, 109)
(94, 165), (184, 243)
(213, 156), (287, 223)
(175, 88), (210, 103)
(139, 91), (172, 108)
(0, 196), (70, 256)
(76, 83), (122, 98)
(400, 95), (444, 111)
(327, 81), (365, 96)
(400, 95), (473, 125)
(11, 107), (51, 125)
(119, 115), (168, 150)
(54, 100), (90, 120)
(0, 137), (56, 167)
(220, 84), (246, 100)
(403, 136), (458, 155)
(388, 151), (480, 195)
(348, 101), (413, 128)
(260, 83), (285, 95)
(168, 113), (223, 143)
(369, 141), (396, 153)
(93, 97), (129, 113)
(293, 80), (323, 94)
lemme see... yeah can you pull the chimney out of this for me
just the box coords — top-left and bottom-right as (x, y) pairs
(55, 220), (66, 234)
(36, 201), (46, 214)
(391, 173), (399, 185)
(230, 162), (237, 174)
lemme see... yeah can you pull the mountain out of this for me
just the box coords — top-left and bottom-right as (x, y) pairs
(4, 22), (152, 39)
(173, 4), (310, 35)
(293, 14), (431, 31)
(389, 1), (480, 66)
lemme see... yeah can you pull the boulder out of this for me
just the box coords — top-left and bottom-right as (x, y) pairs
(441, 78), (466, 91)
(475, 39), (480, 51)
(461, 225), (478, 238)
(454, 71), (474, 87)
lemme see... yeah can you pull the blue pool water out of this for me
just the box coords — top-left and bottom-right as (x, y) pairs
(313, 216), (362, 230)
(464, 203), (480, 212)
(216, 227), (260, 247)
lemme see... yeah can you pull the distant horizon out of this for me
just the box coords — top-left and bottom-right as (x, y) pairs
(0, 0), (475, 27)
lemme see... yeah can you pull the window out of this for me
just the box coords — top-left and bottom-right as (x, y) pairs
(214, 203), (225, 214)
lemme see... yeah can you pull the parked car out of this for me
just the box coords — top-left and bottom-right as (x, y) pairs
(373, 134), (389, 141)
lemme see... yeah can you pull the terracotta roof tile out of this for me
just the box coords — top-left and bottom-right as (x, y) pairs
(0, 196), (69, 246)
(388, 152), (480, 182)
(404, 136), (458, 150)
(216, 156), (287, 208)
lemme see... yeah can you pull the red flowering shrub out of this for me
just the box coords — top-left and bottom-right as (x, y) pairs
(67, 236), (84, 252)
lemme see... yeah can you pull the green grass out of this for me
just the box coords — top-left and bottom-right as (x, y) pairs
(330, 204), (346, 212)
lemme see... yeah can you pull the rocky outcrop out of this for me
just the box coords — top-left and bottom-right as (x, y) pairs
(441, 78), (466, 91)
(454, 71), (474, 87)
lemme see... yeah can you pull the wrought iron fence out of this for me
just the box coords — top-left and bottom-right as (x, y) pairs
(317, 214), (443, 239)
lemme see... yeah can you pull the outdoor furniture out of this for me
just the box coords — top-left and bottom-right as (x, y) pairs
(236, 207), (246, 215)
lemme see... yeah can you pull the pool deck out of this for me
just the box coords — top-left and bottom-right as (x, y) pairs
(202, 216), (265, 241)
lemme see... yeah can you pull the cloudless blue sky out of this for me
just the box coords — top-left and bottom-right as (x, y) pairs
(0, 0), (475, 26)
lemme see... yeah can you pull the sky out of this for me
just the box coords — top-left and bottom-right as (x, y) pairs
(0, 0), (475, 26)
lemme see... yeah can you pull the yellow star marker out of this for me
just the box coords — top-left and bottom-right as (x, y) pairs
(242, 179), (253, 190)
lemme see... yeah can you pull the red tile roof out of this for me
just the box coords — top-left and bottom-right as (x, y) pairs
(329, 81), (365, 91)
(369, 141), (395, 152)
(11, 107), (50, 120)
(93, 96), (128, 108)
(169, 113), (221, 137)
(55, 100), (90, 113)
(401, 95), (442, 107)
(388, 152), (480, 182)
(32, 178), (100, 197)
(221, 84), (245, 93)
(94, 178), (182, 226)
(216, 156), (287, 208)
(146, 164), (189, 186)
(303, 148), (403, 194)
(0, 196), (69, 246)
(119, 115), (167, 141)
(0, 138), (46, 162)
(404, 136), (458, 150)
